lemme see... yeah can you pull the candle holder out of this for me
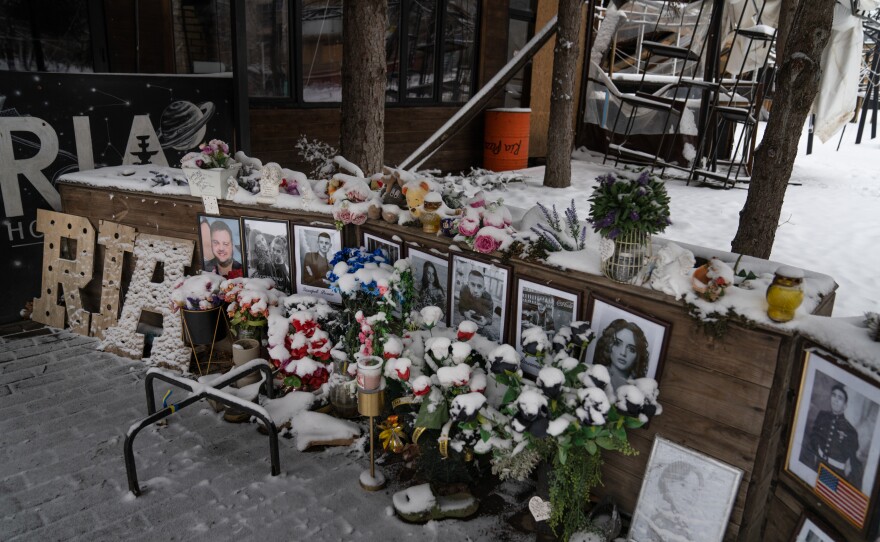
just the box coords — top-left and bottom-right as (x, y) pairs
(358, 384), (386, 491)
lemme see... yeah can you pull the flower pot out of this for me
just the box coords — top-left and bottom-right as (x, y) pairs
(232, 339), (261, 387)
(181, 306), (227, 346)
(601, 230), (652, 284)
(183, 163), (241, 199)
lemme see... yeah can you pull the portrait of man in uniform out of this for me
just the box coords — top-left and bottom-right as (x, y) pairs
(803, 384), (862, 487)
(788, 351), (880, 497)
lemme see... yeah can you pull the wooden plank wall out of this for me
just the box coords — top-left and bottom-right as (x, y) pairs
(250, 106), (484, 175)
(57, 183), (844, 541)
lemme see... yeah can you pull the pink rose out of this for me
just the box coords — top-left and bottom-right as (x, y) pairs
(483, 212), (506, 228)
(458, 218), (480, 237)
(334, 208), (352, 224)
(350, 212), (367, 225)
(473, 234), (502, 254)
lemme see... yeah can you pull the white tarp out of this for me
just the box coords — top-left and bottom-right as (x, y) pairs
(813, 1), (879, 142)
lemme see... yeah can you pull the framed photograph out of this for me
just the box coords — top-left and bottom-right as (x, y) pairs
(514, 278), (581, 378)
(450, 254), (510, 343)
(241, 217), (293, 294)
(585, 295), (670, 389)
(197, 214), (243, 279)
(293, 224), (342, 304)
(628, 436), (744, 542)
(790, 513), (843, 542)
(407, 247), (451, 326)
(785, 348), (879, 530)
(363, 232), (401, 264)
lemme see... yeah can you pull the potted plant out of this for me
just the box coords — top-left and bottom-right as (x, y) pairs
(220, 277), (281, 383)
(170, 272), (227, 347)
(181, 139), (242, 199)
(588, 170), (671, 283)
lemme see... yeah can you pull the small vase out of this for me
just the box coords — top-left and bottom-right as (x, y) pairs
(601, 230), (652, 284)
(232, 338), (261, 387)
(329, 378), (359, 418)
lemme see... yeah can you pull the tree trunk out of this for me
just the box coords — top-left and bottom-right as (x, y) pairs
(544, 0), (582, 189)
(730, 2), (834, 258)
(341, 0), (386, 176)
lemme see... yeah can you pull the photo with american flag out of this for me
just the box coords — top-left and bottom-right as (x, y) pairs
(785, 349), (880, 532)
(814, 463), (869, 528)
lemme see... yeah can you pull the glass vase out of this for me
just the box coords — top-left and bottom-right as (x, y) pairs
(602, 230), (652, 284)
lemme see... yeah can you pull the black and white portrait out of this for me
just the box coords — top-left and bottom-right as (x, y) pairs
(629, 437), (743, 542)
(787, 350), (880, 498)
(241, 217), (292, 294)
(450, 255), (509, 342)
(585, 296), (670, 390)
(293, 224), (342, 303)
(408, 248), (450, 324)
(515, 279), (578, 377)
(364, 232), (401, 264)
(197, 214), (243, 279)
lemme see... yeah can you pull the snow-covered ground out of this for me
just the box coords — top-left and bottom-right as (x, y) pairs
(483, 121), (879, 320)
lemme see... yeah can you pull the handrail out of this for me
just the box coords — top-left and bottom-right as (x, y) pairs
(124, 360), (280, 496)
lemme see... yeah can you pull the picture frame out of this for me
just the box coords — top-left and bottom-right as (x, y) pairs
(513, 277), (581, 378)
(241, 217), (293, 294)
(292, 224), (342, 304)
(785, 348), (880, 531)
(628, 436), (744, 542)
(406, 246), (451, 327)
(363, 231), (401, 264)
(584, 294), (670, 389)
(196, 214), (244, 279)
(450, 254), (511, 343)
(790, 513), (844, 542)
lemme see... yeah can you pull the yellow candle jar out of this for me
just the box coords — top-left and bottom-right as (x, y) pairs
(766, 265), (804, 323)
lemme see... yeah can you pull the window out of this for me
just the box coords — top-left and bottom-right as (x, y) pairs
(0, 0), (93, 72)
(504, 0), (536, 108)
(248, 0), (479, 105)
(0, 0), (233, 76)
(301, 0), (343, 102)
(246, 0), (290, 97)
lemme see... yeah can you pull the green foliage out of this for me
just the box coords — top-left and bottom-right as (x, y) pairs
(588, 169), (671, 239)
(548, 447), (603, 541)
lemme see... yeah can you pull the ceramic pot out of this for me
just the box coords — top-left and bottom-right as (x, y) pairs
(232, 338), (261, 387)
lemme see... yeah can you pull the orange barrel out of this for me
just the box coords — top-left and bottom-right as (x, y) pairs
(483, 108), (530, 171)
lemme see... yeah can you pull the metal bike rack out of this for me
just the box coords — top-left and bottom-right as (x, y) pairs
(123, 359), (280, 496)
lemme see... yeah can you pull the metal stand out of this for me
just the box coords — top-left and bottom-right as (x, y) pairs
(123, 360), (279, 496)
(357, 385), (386, 491)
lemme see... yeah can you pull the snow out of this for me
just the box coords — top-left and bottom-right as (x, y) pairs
(392, 483), (436, 514)
(290, 411), (361, 451)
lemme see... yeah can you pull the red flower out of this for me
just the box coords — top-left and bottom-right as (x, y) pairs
(414, 385), (430, 397)
(292, 318), (318, 337)
(396, 366), (411, 382)
(457, 329), (475, 341)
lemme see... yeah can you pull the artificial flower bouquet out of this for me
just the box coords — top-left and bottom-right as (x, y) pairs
(384, 312), (493, 465)
(181, 139), (237, 170)
(587, 169), (671, 240)
(220, 277), (281, 337)
(266, 295), (340, 392)
(170, 272), (225, 312)
(455, 191), (516, 254)
(487, 321), (662, 540)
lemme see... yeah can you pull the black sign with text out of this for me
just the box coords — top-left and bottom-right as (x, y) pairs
(0, 71), (234, 324)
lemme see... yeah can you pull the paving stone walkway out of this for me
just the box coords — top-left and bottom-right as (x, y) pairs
(0, 327), (528, 541)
